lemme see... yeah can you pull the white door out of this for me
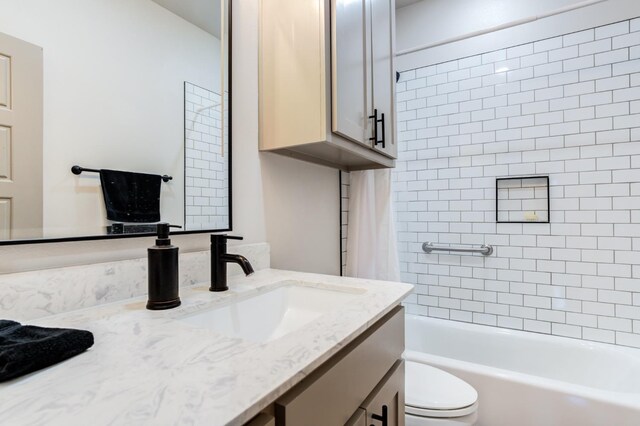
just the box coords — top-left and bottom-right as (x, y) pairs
(0, 32), (43, 240)
(370, 0), (397, 158)
(331, 0), (372, 147)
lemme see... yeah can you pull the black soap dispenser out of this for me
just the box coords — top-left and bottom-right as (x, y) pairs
(147, 223), (182, 310)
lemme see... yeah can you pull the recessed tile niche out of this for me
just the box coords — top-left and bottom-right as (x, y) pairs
(496, 176), (550, 223)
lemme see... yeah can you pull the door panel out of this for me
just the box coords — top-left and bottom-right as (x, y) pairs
(0, 32), (43, 239)
(370, 0), (396, 158)
(0, 198), (10, 240)
(331, 0), (371, 146)
(0, 54), (9, 108)
(0, 126), (10, 179)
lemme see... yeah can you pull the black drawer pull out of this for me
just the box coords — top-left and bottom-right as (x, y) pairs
(368, 109), (386, 149)
(370, 404), (388, 426)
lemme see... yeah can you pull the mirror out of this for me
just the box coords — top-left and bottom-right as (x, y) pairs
(0, 0), (231, 243)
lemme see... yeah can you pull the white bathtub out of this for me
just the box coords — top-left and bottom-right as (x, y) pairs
(404, 314), (640, 426)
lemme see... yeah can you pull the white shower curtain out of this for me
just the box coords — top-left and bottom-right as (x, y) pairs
(345, 169), (400, 281)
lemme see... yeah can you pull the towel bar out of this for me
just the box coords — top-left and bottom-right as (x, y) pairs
(71, 165), (173, 183)
(422, 242), (494, 256)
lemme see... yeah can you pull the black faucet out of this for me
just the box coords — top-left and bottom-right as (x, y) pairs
(210, 234), (255, 292)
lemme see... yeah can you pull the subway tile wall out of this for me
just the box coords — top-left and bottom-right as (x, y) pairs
(394, 18), (640, 348)
(340, 171), (350, 275)
(184, 82), (229, 231)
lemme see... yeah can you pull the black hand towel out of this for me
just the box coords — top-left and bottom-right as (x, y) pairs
(0, 320), (94, 382)
(99, 169), (162, 223)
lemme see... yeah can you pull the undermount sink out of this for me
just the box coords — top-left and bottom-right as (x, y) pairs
(177, 282), (365, 343)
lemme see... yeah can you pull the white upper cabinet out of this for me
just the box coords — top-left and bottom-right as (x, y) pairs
(259, 0), (397, 171)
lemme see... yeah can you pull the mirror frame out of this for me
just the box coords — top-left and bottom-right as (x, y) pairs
(0, 0), (233, 246)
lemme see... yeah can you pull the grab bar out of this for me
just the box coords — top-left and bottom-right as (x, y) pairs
(71, 165), (173, 183)
(422, 242), (494, 256)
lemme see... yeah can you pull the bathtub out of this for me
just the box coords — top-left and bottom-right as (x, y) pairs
(404, 314), (640, 426)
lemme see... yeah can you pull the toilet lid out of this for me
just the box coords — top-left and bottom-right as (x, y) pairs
(405, 361), (478, 411)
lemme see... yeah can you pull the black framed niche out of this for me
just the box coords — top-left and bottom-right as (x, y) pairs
(496, 176), (550, 224)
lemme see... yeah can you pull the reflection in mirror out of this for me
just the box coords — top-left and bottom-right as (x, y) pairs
(0, 0), (230, 242)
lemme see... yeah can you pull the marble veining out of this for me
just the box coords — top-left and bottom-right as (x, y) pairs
(0, 269), (412, 425)
(0, 243), (270, 321)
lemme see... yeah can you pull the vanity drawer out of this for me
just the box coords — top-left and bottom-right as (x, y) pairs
(274, 305), (404, 426)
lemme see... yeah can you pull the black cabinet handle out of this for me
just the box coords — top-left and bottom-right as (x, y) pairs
(370, 405), (388, 426)
(378, 113), (386, 149)
(369, 109), (386, 149)
(369, 109), (379, 143)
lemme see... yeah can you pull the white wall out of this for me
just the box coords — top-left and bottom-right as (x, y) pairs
(261, 153), (340, 275)
(397, 0), (640, 71)
(0, 0), (221, 237)
(0, 0), (340, 277)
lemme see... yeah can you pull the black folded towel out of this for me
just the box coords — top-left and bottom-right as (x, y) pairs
(99, 169), (162, 223)
(0, 320), (94, 382)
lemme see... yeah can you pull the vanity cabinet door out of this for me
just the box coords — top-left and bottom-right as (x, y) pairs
(362, 360), (405, 426)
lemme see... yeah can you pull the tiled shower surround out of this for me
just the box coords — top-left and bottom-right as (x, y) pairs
(184, 82), (229, 231)
(394, 18), (640, 348)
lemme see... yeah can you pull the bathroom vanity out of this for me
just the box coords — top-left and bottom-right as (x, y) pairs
(0, 269), (412, 425)
(261, 306), (405, 426)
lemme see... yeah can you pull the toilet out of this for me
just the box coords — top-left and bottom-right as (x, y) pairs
(405, 361), (479, 426)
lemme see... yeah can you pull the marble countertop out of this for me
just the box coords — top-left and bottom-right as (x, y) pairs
(0, 269), (413, 426)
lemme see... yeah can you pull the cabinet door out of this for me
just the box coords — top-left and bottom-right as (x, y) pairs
(370, 0), (397, 158)
(331, 0), (372, 147)
(362, 361), (405, 426)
